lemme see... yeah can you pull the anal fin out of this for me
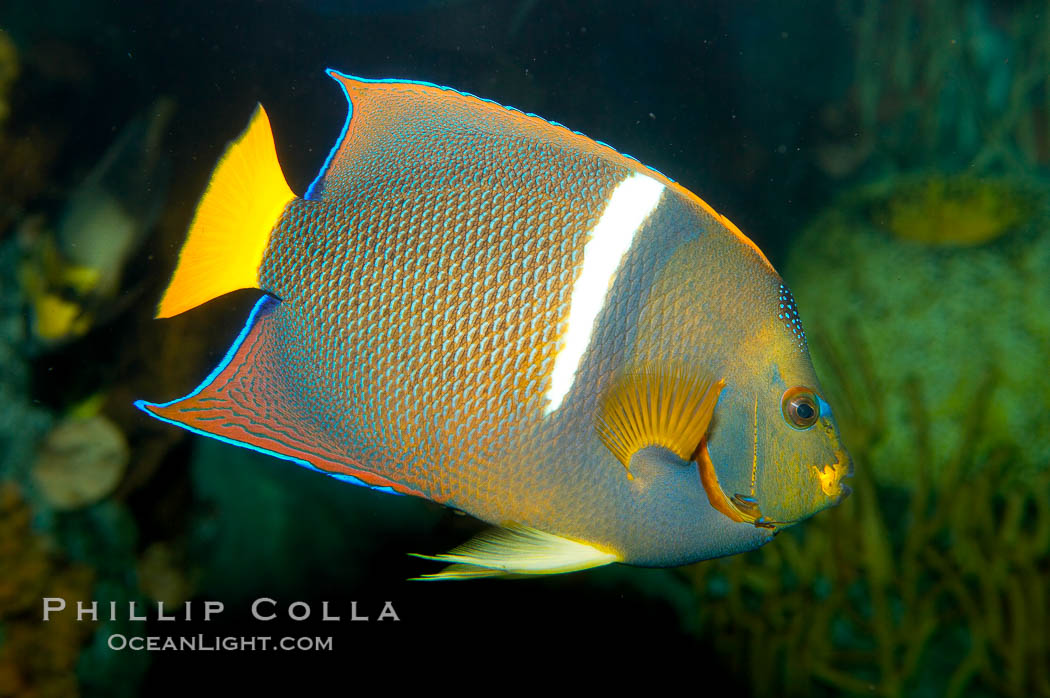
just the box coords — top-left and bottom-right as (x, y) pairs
(136, 295), (421, 498)
(409, 524), (620, 580)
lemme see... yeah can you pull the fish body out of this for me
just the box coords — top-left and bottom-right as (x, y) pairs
(138, 71), (851, 578)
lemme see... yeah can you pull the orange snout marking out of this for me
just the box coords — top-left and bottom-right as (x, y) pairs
(813, 448), (851, 498)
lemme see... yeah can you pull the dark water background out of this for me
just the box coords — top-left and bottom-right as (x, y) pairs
(1, 1), (1047, 695)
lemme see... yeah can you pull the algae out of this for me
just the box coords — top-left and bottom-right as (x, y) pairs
(786, 174), (1050, 487)
(679, 167), (1050, 696)
(684, 330), (1050, 697)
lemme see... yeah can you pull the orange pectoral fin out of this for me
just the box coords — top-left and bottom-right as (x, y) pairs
(595, 363), (725, 480)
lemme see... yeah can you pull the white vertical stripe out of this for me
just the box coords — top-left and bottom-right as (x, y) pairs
(545, 172), (665, 414)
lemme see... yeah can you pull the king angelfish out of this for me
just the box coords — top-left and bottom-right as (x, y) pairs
(137, 70), (852, 579)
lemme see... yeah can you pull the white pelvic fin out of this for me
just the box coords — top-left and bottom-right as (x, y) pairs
(409, 524), (620, 581)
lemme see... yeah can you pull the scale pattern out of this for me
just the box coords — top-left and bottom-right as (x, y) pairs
(257, 77), (660, 507)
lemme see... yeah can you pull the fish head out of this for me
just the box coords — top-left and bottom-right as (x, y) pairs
(596, 236), (852, 565)
(702, 282), (852, 531)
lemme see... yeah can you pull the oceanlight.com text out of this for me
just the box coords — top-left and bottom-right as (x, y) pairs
(106, 634), (334, 651)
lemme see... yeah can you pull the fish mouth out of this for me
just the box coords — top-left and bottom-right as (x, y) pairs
(813, 446), (854, 503)
(696, 443), (853, 529)
(696, 442), (780, 530)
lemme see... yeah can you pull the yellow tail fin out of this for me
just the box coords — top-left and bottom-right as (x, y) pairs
(156, 104), (295, 318)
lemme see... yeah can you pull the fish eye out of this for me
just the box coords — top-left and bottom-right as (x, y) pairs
(781, 387), (819, 429)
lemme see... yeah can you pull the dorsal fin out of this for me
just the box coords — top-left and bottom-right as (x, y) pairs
(305, 69), (773, 270)
(304, 70), (671, 202)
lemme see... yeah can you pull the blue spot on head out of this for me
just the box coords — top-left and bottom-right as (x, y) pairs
(777, 284), (808, 352)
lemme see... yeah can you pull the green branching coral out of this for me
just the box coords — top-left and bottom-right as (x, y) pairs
(832, 0), (1050, 175)
(685, 329), (1050, 698)
(681, 171), (1050, 697)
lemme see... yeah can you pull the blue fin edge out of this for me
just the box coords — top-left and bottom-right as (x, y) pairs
(304, 68), (676, 201)
(134, 294), (400, 496)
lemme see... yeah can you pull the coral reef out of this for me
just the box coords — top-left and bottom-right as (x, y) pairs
(0, 483), (95, 698)
(0, 29), (61, 240)
(785, 173), (1050, 487)
(49, 501), (149, 697)
(815, 0), (1050, 178)
(684, 328), (1050, 697)
(0, 230), (144, 695)
(0, 30), (16, 128)
(0, 240), (52, 484)
(17, 233), (99, 344)
(681, 171), (1050, 696)
(32, 414), (129, 510)
(17, 99), (173, 347)
(0, 29), (30, 236)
